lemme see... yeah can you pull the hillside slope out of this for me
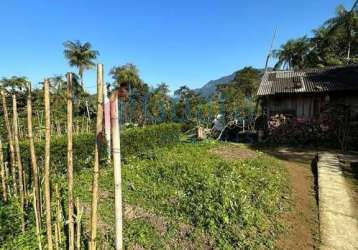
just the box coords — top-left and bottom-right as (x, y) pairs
(194, 72), (236, 98)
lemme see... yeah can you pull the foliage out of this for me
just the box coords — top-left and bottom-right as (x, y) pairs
(120, 123), (181, 156)
(67, 142), (288, 249)
(2, 123), (180, 175)
(273, 37), (311, 70)
(63, 40), (99, 79)
(0, 76), (29, 95)
(324, 2), (358, 60)
(123, 143), (287, 248)
(216, 67), (260, 122)
(174, 85), (206, 124)
(110, 63), (145, 91)
(274, 1), (358, 69)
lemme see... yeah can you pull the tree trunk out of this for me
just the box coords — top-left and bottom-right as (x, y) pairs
(66, 73), (75, 250)
(44, 79), (53, 250)
(12, 94), (25, 233)
(0, 138), (7, 202)
(90, 64), (104, 250)
(27, 83), (42, 223)
(0, 91), (17, 195)
(110, 92), (123, 250)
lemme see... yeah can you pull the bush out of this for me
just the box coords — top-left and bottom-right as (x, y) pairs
(120, 123), (181, 156)
(2, 123), (181, 174)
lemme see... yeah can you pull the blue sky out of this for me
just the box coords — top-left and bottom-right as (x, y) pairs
(0, 0), (354, 93)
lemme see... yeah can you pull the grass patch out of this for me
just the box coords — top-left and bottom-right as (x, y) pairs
(73, 141), (288, 249)
(1, 141), (288, 249)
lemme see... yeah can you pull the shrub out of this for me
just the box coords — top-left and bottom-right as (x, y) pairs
(120, 123), (181, 156)
(2, 123), (181, 174)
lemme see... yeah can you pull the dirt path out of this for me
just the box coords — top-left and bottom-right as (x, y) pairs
(276, 159), (319, 249)
(261, 148), (319, 250)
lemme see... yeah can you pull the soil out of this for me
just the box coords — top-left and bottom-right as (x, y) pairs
(210, 144), (257, 160)
(276, 160), (319, 249)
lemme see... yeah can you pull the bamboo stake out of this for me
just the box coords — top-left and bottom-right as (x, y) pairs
(104, 84), (111, 159)
(54, 224), (59, 250)
(110, 92), (123, 250)
(27, 82), (42, 223)
(55, 184), (62, 247)
(12, 94), (25, 233)
(0, 138), (7, 202)
(67, 73), (75, 250)
(44, 78), (53, 250)
(0, 90), (17, 195)
(32, 191), (42, 250)
(5, 162), (11, 198)
(76, 197), (83, 250)
(90, 64), (104, 250)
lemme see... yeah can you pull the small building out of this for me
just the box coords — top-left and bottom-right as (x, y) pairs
(257, 65), (358, 120)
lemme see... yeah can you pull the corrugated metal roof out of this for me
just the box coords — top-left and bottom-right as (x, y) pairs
(257, 65), (358, 96)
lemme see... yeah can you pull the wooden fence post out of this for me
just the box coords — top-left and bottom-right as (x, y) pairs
(104, 83), (111, 159)
(89, 64), (104, 250)
(27, 82), (42, 223)
(12, 94), (25, 233)
(67, 73), (75, 250)
(44, 78), (53, 250)
(0, 91), (17, 195)
(110, 92), (123, 250)
(0, 138), (7, 202)
(32, 191), (42, 250)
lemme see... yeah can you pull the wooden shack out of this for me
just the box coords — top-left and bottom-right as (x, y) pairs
(257, 65), (358, 120)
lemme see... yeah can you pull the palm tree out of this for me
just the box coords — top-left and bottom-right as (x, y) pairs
(63, 40), (99, 82)
(0, 76), (27, 95)
(64, 41), (99, 126)
(325, 1), (358, 60)
(273, 37), (311, 70)
(109, 63), (143, 91)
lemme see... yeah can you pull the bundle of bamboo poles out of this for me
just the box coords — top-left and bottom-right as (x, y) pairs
(0, 63), (123, 250)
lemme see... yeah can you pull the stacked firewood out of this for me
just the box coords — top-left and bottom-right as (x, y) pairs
(265, 114), (332, 146)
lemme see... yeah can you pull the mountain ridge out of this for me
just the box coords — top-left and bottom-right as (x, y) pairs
(194, 71), (237, 98)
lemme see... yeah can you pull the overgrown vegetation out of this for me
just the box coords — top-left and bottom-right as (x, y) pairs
(0, 141), (288, 249)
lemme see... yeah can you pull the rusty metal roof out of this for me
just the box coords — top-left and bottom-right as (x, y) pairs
(257, 65), (358, 96)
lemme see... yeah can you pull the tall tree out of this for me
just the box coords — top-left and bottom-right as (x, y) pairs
(63, 40), (99, 132)
(273, 37), (311, 70)
(63, 40), (99, 81)
(148, 83), (171, 123)
(110, 64), (149, 125)
(109, 63), (143, 91)
(174, 85), (205, 122)
(325, 1), (358, 60)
